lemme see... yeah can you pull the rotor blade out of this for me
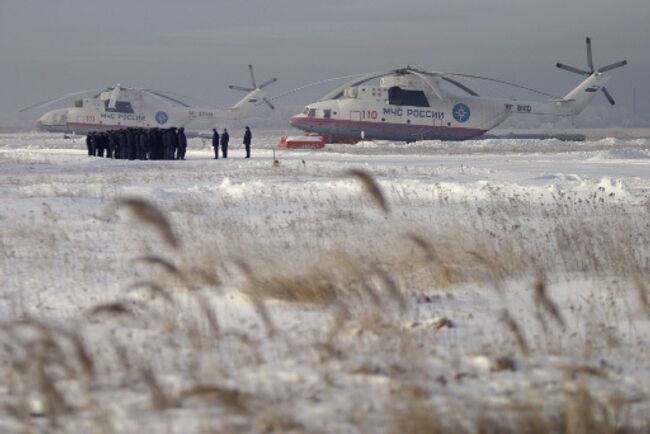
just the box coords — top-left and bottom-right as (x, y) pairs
(248, 64), (257, 88)
(601, 87), (616, 105)
(108, 85), (121, 109)
(598, 60), (628, 73)
(262, 97), (275, 110)
(320, 72), (388, 100)
(143, 90), (192, 107)
(229, 85), (255, 92)
(258, 77), (278, 89)
(556, 63), (590, 76)
(19, 89), (98, 112)
(586, 37), (594, 72)
(265, 73), (372, 102)
(407, 70), (445, 101)
(440, 76), (480, 97)
(444, 72), (561, 98)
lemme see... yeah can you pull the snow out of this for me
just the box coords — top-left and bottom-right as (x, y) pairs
(0, 131), (649, 432)
(590, 148), (650, 160)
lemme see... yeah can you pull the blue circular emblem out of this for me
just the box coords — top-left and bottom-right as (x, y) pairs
(452, 103), (470, 123)
(155, 111), (169, 125)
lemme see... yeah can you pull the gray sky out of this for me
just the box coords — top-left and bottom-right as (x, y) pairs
(1, 0), (648, 127)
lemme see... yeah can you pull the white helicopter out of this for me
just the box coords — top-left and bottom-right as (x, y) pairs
(21, 65), (277, 135)
(288, 38), (627, 142)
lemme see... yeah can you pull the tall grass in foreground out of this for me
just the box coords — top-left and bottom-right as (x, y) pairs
(0, 170), (649, 433)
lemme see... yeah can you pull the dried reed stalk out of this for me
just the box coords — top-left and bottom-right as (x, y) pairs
(346, 169), (390, 214)
(117, 197), (180, 249)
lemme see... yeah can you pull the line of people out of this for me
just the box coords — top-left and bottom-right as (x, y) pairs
(87, 126), (253, 160)
(86, 127), (187, 160)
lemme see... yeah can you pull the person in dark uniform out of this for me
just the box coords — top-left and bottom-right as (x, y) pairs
(150, 128), (161, 160)
(211, 128), (219, 159)
(161, 128), (170, 160)
(126, 128), (137, 160)
(169, 127), (179, 160)
(134, 129), (141, 160)
(243, 126), (252, 159)
(96, 132), (105, 158)
(107, 131), (116, 158)
(118, 129), (127, 159)
(86, 132), (94, 156)
(138, 129), (148, 160)
(145, 129), (153, 160)
(177, 127), (187, 160)
(220, 128), (229, 159)
(92, 132), (99, 156)
(134, 129), (140, 160)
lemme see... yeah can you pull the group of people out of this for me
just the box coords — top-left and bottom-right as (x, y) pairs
(211, 126), (252, 159)
(86, 127), (187, 160)
(85, 126), (253, 161)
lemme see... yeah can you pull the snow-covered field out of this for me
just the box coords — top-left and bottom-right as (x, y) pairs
(1, 132), (649, 433)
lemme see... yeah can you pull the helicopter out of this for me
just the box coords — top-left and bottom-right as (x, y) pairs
(21, 65), (277, 135)
(288, 38), (627, 142)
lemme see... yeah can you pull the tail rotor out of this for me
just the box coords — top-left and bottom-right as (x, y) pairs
(228, 65), (278, 111)
(556, 37), (627, 105)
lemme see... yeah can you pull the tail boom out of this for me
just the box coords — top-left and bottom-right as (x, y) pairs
(504, 73), (611, 117)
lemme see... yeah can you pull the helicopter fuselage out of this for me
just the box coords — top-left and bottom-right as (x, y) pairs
(290, 95), (510, 142)
(36, 95), (216, 135)
(289, 73), (512, 142)
(32, 77), (269, 135)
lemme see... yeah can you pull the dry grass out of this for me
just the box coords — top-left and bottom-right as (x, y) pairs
(1, 168), (649, 433)
(116, 197), (180, 249)
(346, 168), (390, 214)
(243, 274), (340, 304)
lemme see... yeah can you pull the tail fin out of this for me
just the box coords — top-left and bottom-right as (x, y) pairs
(227, 65), (277, 119)
(560, 73), (611, 115)
(227, 89), (267, 119)
(555, 36), (627, 111)
(519, 37), (626, 117)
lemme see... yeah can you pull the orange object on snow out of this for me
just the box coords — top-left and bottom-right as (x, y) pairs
(278, 134), (326, 149)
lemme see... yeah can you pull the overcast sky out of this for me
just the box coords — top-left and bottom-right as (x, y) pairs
(1, 0), (648, 126)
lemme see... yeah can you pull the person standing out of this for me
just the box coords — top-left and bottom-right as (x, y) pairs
(118, 129), (127, 159)
(138, 129), (148, 160)
(243, 126), (252, 159)
(220, 128), (229, 159)
(96, 133), (105, 158)
(86, 132), (94, 156)
(170, 127), (179, 160)
(211, 128), (219, 159)
(177, 127), (187, 160)
(161, 128), (171, 160)
(107, 131), (116, 158)
(126, 128), (136, 160)
(151, 128), (162, 160)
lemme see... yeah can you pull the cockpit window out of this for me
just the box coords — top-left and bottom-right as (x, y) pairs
(323, 109), (332, 118)
(303, 107), (309, 115)
(387, 86), (430, 107)
(104, 100), (134, 113)
(308, 108), (316, 117)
